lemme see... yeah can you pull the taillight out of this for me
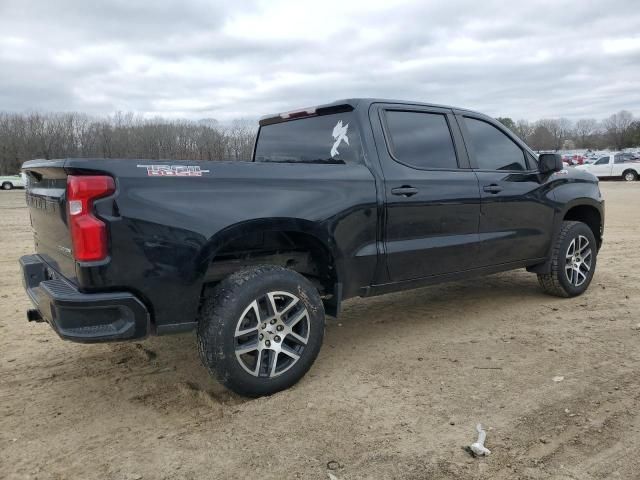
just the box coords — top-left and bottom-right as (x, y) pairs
(66, 175), (115, 262)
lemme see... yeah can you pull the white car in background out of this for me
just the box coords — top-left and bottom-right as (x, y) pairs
(575, 154), (640, 181)
(1, 174), (26, 190)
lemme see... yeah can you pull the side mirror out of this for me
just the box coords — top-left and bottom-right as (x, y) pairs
(538, 153), (563, 174)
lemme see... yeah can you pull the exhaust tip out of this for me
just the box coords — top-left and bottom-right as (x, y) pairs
(27, 309), (43, 322)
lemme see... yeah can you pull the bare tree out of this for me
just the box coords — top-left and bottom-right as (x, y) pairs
(535, 119), (563, 150)
(513, 119), (534, 143)
(602, 110), (634, 149)
(574, 119), (599, 148)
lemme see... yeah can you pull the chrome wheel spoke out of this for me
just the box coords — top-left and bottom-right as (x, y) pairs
(235, 300), (260, 337)
(280, 345), (300, 361)
(268, 350), (279, 377)
(578, 237), (589, 254)
(287, 330), (308, 345)
(566, 239), (576, 258)
(236, 325), (258, 337)
(287, 309), (308, 328)
(253, 349), (265, 376)
(280, 296), (299, 316)
(565, 265), (574, 284)
(236, 342), (259, 356)
(266, 292), (280, 316)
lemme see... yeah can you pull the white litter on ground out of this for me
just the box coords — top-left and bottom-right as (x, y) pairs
(469, 423), (491, 456)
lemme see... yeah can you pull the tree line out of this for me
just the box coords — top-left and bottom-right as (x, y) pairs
(0, 112), (256, 174)
(1, 109), (638, 174)
(496, 110), (639, 152)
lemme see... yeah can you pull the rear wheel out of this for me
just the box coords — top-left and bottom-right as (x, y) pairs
(2, 182), (12, 190)
(623, 170), (637, 182)
(197, 265), (325, 397)
(537, 221), (597, 297)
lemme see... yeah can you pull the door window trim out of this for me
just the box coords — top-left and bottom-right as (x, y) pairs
(457, 114), (537, 173)
(379, 107), (468, 172)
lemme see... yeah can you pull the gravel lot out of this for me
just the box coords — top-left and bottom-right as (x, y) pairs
(2, 182), (639, 480)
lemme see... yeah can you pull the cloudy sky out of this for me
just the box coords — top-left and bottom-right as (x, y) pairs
(1, 0), (639, 122)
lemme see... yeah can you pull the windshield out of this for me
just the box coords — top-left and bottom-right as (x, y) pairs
(254, 113), (362, 164)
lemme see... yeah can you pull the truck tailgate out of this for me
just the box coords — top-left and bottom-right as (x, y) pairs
(22, 160), (76, 281)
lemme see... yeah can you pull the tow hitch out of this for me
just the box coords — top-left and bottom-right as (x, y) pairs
(27, 309), (44, 322)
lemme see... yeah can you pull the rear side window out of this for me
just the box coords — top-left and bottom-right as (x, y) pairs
(254, 113), (361, 164)
(464, 117), (527, 171)
(384, 111), (458, 169)
(614, 154), (633, 164)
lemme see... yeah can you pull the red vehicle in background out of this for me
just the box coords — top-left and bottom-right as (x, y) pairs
(561, 154), (585, 166)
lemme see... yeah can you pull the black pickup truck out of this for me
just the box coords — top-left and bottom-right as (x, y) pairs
(20, 98), (604, 396)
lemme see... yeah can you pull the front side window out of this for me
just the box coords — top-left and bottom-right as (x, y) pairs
(384, 110), (458, 169)
(464, 117), (527, 171)
(254, 113), (361, 164)
(595, 157), (609, 165)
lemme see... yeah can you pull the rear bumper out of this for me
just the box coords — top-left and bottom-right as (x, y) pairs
(20, 254), (150, 343)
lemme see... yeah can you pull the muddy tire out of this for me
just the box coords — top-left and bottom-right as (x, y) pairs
(197, 265), (325, 397)
(537, 221), (597, 297)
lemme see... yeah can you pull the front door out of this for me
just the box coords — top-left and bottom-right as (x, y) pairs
(458, 114), (556, 266)
(373, 105), (482, 282)
(590, 155), (612, 178)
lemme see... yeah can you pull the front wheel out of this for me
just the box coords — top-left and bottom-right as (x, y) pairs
(1, 182), (13, 190)
(537, 221), (597, 297)
(197, 265), (325, 397)
(623, 170), (637, 182)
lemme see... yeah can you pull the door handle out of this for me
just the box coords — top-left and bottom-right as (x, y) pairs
(391, 186), (419, 197)
(483, 184), (503, 194)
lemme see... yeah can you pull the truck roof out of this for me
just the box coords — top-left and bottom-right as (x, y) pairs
(259, 98), (482, 125)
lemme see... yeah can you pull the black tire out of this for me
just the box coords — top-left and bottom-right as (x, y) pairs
(2, 182), (12, 190)
(537, 221), (597, 297)
(197, 265), (325, 397)
(622, 170), (637, 182)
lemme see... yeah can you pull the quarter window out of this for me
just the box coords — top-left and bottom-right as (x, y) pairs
(254, 113), (361, 164)
(464, 117), (527, 171)
(384, 111), (458, 169)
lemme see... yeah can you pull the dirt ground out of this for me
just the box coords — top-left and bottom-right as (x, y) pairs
(1, 182), (639, 480)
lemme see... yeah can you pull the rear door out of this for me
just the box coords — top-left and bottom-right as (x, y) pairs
(457, 114), (555, 266)
(371, 104), (481, 282)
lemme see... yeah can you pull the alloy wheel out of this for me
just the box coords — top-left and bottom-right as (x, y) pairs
(565, 235), (592, 287)
(234, 291), (310, 378)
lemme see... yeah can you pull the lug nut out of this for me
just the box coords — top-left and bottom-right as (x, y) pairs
(261, 323), (267, 329)
(265, 340), (271, 347)
(274, 335), (281, 343)
(270, 318), (277, 325)
(259, 333), (264, 340)
(276, 325), (284, 331)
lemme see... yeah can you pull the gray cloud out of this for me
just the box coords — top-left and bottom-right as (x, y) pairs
(0, 0), (639, 121)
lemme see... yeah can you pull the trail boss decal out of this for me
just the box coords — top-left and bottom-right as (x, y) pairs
(137, 165), (210, 177)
